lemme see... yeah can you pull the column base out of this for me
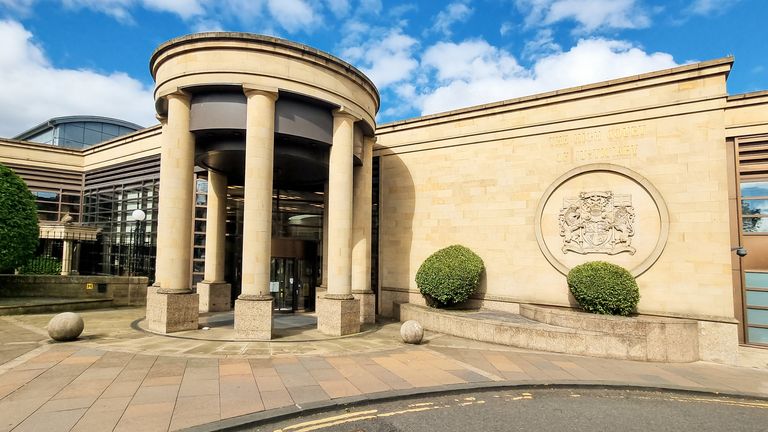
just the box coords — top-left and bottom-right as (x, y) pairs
(353, 291), (376, 324)
(234, 298), (273, 340)
(197, 281), (231, 312)
(146, 290), (199, 333)
(315, 285), (327, 307)
(318, 296), (360, 336)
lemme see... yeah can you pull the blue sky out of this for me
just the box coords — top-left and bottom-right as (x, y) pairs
(0, 0), (765, 137)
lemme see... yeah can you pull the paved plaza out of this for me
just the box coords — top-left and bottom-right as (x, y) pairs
(0, 308), (767, 431)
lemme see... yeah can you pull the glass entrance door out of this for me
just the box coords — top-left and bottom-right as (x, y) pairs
(270, 257), (297, 312)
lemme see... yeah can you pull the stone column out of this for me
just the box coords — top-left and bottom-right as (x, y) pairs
(60, 239), (73, 276)
(234, 86), (278, 340)
(318, 109), (360, 336)
(146, 90), (199, 333)
(316, 181), (329, 304)
(352, 136), (375, 324)
(197, 170), (231, 312)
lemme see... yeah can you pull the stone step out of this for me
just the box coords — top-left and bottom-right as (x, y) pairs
(397, 302), (698, 362)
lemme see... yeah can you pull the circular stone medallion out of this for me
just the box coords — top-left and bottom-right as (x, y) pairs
(534, 164), (669, 277)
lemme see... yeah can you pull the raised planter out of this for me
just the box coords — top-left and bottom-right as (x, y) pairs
(399, 303), (699, 362)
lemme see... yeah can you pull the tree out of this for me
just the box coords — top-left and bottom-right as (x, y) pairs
(0, 163), (39, 272)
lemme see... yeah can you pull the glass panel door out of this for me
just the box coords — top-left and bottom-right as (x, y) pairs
(270, 257), (296, 312)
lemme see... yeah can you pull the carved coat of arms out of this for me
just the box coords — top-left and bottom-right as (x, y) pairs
(558, 191), (636, 255)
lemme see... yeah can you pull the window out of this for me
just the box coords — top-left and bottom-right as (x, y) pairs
(741, 181), (768, 233)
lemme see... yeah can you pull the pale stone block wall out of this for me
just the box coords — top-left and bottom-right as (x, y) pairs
(375, 59), (736, 323)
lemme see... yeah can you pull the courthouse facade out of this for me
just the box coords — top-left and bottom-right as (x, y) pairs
(1, 33), (767, 356)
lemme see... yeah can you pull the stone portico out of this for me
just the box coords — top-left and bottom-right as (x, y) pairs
(145, 33), (379, 339)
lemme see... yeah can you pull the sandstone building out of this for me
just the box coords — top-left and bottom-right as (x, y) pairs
(1, 33), (767, 358)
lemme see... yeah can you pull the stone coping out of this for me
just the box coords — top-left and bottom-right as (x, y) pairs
(378, 56), (733, 129)
(149, 32), (380, 107)
(0, 298), (113, 316)
(519, 304), (698, 336)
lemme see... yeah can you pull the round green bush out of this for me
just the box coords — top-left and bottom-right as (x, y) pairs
(567, 261), (639, 316)
(416, 245), (484, 308)
(0, 163), (38, 272)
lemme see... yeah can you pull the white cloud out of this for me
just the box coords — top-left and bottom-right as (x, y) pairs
(499, 21), (513, 36)
(5, 0), (320, 33)
(359, 0), (382, 15)
(422, 40), (524, 82)
(325, 0), (350, 17)
(415, 37), (678, 115)
(60, 0), (135, 23)
(531, 38), (677, 89)
(432, 1), (473, 37)
(522, 28), (561, 59)
(687, 0), (741, 16)
(0, 20), (155, 137)
(191, 18), (224, 33)
(142, 0), (205, 19)
(343, 28), (419, 88)
(266, 0), (321, 33)
(0, 0), (36, 14)
(516, 0), (651, 32)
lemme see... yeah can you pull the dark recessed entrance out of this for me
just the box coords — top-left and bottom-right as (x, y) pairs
(188, 88), (334, 313)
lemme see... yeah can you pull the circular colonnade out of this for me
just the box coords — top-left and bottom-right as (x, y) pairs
(145, 33), (379, 339)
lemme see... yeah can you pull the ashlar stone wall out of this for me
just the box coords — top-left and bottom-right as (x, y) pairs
(375, 58), (735, 324)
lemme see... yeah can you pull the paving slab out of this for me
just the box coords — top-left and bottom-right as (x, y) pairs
(0, 308), (766, 432)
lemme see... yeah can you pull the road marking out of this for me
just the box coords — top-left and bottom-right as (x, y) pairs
(408, 402), (434, 407)
(668, 395), (768, 409)
(276, 405), (446, 431)
(274, 410), (378, 432)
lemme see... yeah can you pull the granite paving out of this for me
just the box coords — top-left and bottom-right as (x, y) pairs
(0, 307), (766, 431)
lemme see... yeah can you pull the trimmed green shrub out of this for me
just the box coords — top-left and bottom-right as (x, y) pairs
(567, 261), (639, 316)
(416, 245), (484, 308)
(19, 255), (62, 275)
(0, 163), (38, 272)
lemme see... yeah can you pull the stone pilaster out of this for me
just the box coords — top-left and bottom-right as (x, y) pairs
(318, 109), (360, 336)
(234, 86), (277, 340)
(60, 239), (73, 276)
(198, 169), (231, 312)
(146, 91), (199, 333)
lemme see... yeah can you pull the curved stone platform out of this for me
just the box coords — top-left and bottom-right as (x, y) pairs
(398, 303), (699, 362)
(137, 311), (379, 342)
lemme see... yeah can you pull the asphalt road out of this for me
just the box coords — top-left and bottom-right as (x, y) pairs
(250, 388), (768, 432)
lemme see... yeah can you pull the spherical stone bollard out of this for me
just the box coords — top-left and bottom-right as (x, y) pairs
(47, 312), (84, 342)
(400, 320), (424, 344)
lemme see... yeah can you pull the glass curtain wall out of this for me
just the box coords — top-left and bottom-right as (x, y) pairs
(30, 188), (82, 222)
(81, 180), (159, 280)
(193, 179), (324, 309)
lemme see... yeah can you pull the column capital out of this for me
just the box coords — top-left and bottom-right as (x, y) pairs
(155, 113), (168, 125)
(333, 107), (362, 122)
(242, 84), (279, 101)
(157, 87), (191, 102)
